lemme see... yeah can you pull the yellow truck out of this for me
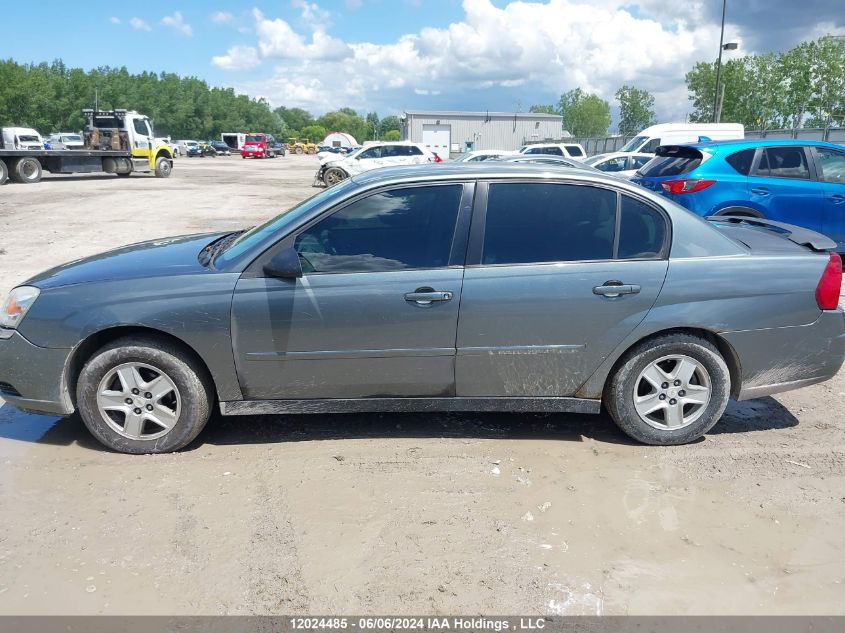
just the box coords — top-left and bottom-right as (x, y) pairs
(0, 109), (173, 185)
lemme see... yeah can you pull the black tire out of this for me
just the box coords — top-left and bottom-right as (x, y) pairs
(323, 166), (347, 187)
(10, 157), (42, 184)
(605, 333), (730, 445)
(116, 172), (131, 178)
(154, 157), (172, 178)
(76, 336), (213, 454)
(0, 159), (8, 185)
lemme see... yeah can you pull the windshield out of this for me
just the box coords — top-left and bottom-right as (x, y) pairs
(620, 136), (647, 152)
(62, 135), (82, 142)
(215, 179), (357, 268)
(19, 135), (40, 143)
(246, 135), (263, 143)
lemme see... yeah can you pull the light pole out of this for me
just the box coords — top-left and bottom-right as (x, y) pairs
(712, 0), (738, 123)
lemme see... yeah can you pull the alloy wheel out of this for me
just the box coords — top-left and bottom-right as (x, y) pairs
(633, 354), (711, 430)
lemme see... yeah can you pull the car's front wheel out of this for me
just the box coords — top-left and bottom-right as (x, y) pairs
(323, 166), (347, 186)
(76, 336), (213, 454)
(605, 333), (730, 445)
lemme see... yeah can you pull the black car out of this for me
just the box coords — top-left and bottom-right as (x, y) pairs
(209, 140), (232, 156)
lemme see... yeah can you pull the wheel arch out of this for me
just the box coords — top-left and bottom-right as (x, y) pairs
(155, 147), (173, 161)
(712, 204), (765, 218)
(64, 325), (216, 408)
(596, 327), (742, 400)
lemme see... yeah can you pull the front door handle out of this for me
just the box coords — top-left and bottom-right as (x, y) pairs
(593, 280), (641, 298)
(404, 288), (454, 305)
(751, 187), (770, 196)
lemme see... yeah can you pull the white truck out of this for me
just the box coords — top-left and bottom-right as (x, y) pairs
(618, 123), (745, 154)
(0, 109), (173, 185)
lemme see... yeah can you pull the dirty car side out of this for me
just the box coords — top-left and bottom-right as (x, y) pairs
(0, 164), (843, 447)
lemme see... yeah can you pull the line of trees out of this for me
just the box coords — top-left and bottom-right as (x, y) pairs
(0, 59), (401, 143)
(530, 85), (655, 137)
(685, 36), (845, 131)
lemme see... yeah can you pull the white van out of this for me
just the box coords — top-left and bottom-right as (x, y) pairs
(1, 127), (44, 151)
(619, 123), (744, 154)
(519, 142), (587, 160)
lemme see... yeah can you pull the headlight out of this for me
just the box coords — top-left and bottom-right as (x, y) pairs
(0, 286), (40, 331)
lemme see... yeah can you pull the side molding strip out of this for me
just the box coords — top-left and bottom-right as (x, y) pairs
(220, 397), (601, 416)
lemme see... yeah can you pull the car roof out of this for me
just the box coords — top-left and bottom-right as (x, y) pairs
(681, 138), (845, 152)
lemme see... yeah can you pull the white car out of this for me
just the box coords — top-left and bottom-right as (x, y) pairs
(583, 152), (654, 179)
(519, 142), (587, 161)
(46, 133), (84, 150)
(617, 123), (745, 154)
(172, 140), (199, 157)
(451, 149), (516, 163)
(316, 142), (435, 186)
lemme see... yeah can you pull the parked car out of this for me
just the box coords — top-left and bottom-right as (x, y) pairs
(173, 140), (198, 157)
(497, 154), (602, 172)
(1, 164), (842, 454)
(619, 123), (745, 154)
(1, 127), (44, 151)
(208, 140), (232, 156)
(452, 150), (516, 163)
(46, 133), (84, 150)
(316, 141), (434, 186)
(519, 142), (586, 160)
(584, 152), (654, 178)
(631, 139), (845, 253)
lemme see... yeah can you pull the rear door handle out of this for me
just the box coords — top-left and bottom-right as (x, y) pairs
(830, 194), (845, 204)
(404, 288), (454, 305)
(751, 187), (770, 196)
(593, 280), (641, 297)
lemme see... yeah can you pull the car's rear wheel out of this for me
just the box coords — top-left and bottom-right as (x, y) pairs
(605, 333), (730, 445)
(0, 159), (8, 185)
(323, 167), (347, 187)
(10, 157), (42, 184)
(77, 336), (213, 454)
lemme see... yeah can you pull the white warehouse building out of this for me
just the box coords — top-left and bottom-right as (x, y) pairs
(400, 110), (568, 156)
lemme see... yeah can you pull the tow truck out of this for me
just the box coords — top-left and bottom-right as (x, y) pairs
(0, 109), (173, 185)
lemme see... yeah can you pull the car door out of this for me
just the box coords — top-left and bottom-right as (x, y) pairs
(749, 146), (824, 231)
(231, 183), (473, 400)
(456, 181), (669, 397)
(814, 145), (845, 250)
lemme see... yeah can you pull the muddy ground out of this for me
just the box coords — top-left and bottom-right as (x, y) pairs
(0, 156), (843, 615)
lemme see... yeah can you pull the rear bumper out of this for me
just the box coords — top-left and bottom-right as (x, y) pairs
(0, 330), (74, 416)
(722, 310), (845, 400)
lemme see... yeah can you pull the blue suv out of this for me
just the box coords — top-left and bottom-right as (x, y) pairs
(632, 139), (845, 252)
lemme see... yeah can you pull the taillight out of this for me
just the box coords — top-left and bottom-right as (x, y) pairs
(661, 179), (717, 194)
(816, 253), (842, 310)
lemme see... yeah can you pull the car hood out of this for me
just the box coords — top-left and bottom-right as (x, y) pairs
(24, 232), (228, 290)
(319, 154), (347, 166)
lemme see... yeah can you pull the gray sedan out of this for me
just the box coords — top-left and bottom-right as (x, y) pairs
(1, 164), (843, 453)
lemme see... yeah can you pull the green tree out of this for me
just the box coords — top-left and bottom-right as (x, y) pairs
(274, 106), (314, 136)
(365, 111), (380, 140)
(379, 115), (401, 137)
(615, 85), (656, 136)
(557, 88), (611, 137)
(383, 129), (401, 141)
(317, 109), (369, 143)
(300, 124), (327, 143)
(529, 104), (556, 114)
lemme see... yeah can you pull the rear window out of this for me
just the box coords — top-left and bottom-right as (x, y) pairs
(725, 149), (754, 175)
(565, 145), (584, 157)
(637, 150), (702, 177)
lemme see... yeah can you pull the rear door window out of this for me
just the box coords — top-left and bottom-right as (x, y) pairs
(482, 183), (616, 264)
(756, 147), (810, 180)
(565, 145), (584, 157)
(617, 196), (667, 259)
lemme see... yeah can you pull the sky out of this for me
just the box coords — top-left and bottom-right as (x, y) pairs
(2, 0), (843, 126)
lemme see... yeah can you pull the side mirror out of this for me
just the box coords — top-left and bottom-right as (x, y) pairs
(263, 247), (302, 279)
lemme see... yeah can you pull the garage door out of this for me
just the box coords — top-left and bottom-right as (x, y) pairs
(422, 124), (451, 155)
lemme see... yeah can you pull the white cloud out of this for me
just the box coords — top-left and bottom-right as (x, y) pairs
(212, 46), (262, 70)
(109, 17), (121, 25)
(210, 11), (233, 23)
(216, 0), (750, 120)
(162, 11), (193, 36)
(252, 8), (351, 61)
(129, 17), (151, 32)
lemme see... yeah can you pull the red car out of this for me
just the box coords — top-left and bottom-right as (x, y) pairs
(241, 133), (284, 159)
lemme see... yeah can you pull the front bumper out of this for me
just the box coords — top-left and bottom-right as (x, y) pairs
(722, 310), (845, 400)
(0, 330), (74, 416)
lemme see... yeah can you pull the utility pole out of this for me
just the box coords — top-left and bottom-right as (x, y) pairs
(713, 0), (727, 123)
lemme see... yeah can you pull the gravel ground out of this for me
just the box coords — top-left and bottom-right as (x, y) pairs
(0, 156), (843, 615)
